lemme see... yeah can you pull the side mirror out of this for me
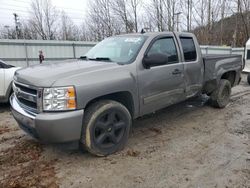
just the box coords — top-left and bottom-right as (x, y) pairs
(142, 53), (168, 69)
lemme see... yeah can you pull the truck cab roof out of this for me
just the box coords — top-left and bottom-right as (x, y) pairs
(119, 31), (195, 38)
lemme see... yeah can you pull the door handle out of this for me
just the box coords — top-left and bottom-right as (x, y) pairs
(172, 69), (182, 75)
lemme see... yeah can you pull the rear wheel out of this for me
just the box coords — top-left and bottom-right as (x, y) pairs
(210, 79), (231, 108)
(81, 100), (131, 156)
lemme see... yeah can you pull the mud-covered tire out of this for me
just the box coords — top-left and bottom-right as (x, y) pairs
(210, 79), (231, 108)
(247, 73), (250, 85)
(81, 100), (131, 156)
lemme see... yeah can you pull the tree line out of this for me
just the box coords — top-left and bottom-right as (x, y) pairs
(0, 0), (249, 46)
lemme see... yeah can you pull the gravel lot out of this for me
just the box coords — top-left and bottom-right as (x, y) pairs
(0, 75), (250, 188)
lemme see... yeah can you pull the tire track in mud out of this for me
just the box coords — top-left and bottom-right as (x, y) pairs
(125, 87), (250, 187)
(231, 90), (250, 100)
(0, 140), (59, 188)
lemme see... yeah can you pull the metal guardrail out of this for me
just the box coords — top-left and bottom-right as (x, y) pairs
(0, 39), (245, 67)
(200, 45), (244, 56)
(0, 39), (96, 67)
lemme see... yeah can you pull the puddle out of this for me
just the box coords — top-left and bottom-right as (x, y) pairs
(185, 95), (210, 108)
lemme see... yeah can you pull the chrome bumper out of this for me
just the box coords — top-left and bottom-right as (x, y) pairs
(10, 94), (84, 143)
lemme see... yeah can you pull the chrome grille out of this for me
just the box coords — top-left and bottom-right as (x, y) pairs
(13, 81), (39, 113)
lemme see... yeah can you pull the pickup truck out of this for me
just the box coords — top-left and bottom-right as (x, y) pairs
(0, 60), (20, 103)
(10, 32), (242, 156)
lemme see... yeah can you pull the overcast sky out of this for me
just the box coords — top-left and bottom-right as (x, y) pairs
(0, 0), (88, 26)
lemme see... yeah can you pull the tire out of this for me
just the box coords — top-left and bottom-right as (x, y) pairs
(81, 100), (132, 156)
(210, 79), (231, 108)
(247, 73), (250, 85)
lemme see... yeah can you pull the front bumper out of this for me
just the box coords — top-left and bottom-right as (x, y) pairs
(10, 94), (84, 143)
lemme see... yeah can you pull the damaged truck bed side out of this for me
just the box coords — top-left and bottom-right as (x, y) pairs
(11, 32), (242, 156)
(202, 54), (242, 97)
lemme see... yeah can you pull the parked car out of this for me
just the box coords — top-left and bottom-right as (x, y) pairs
(0, 60), (20, 103)
(243, 38), (250, 84)
(10, 32), (242, 156)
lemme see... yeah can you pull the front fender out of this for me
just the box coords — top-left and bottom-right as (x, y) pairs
(76, 71), (137, 108)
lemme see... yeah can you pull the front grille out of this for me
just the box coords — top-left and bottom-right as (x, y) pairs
(13, 81), (39, 113)
(15, 83), (37, 95)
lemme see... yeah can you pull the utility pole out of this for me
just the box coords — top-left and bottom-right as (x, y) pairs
(187, 0), (190, 31)
(187, 0), (192, 31)
(174, 12), (182, 32)
(172, 3), (175, 31)
(13, 13), (19, 39)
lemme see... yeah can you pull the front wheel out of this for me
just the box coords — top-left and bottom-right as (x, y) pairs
(210, 79), (231, 108)
(81, 100), (131, 156)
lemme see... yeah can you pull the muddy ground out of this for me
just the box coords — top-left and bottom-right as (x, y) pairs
(0, 75), (250, 188)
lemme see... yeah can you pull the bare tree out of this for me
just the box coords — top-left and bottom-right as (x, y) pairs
(130, 0), (140, 32)
(112, 0), (132, 33)
(29, 0), (58, 40)
(20, 22), (39, 39)
(0, 25), (16, 39)
(87, 0), (124, 40)
(60, 11), (79, 40)
(220, 0), (226, 45)
(162, 0), (180, 31)
(0, 0), (249, 46)
(144, 0), (164, 31)
(238, 0), (250, 42)
(153, 0), (164, 31)
(166, 0), (173, 31)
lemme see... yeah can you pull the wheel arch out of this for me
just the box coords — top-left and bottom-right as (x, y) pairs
(220, 71), (236, 86)
(203, 71), (237, 95)
(84, 91), (135, 118)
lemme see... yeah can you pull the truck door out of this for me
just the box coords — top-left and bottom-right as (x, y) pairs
(0, 63), (5, 97)
(138, 35), (185, 115)
(176, 34), (204, 97)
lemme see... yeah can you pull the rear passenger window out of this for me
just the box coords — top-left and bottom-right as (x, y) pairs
(180, 37), (197, 62)
(147, 37), (179, 64)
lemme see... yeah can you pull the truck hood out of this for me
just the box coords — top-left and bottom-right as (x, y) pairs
(14, 60), (123, 87)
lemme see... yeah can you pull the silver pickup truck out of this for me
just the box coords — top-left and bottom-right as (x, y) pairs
(10, 32), (242, 156)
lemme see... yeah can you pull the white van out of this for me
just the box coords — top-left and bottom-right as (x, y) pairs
(244, 39), (250, 72)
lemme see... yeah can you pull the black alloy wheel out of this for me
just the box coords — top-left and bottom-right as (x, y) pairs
(81, 100), (131, 156)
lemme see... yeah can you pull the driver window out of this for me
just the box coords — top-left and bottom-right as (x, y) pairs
(147, 37), (179, 64)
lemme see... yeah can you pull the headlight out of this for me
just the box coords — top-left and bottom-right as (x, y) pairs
(43, 86), (76, 111)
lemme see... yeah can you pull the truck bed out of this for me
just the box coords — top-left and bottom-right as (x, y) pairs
(202, 54), (242, 83)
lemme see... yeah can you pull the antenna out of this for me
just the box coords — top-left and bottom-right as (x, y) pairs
(140, 28), (150, 34)
(140, 29), (145, 34)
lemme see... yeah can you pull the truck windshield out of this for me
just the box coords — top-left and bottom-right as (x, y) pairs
(84, 36), (147, 64)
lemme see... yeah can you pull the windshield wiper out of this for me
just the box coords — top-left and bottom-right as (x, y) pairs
(79, 56), (88, 60)
(88, 57), (112, 62)
(79, 56), (121, 64)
